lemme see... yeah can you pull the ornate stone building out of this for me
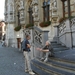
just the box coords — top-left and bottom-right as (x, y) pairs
(5, 0), (75, 49)
(0, 20), (6, 40)
(5, 0), (24, 48)
(22, 0), (75, 49)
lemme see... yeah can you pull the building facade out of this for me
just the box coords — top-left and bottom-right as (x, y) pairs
(0, 20), (6, 40)
(5, 0), (24, 48)
(5, 0), (75, 50)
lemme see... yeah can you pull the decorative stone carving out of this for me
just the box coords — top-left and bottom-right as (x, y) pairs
(17, 0), (25, 24)
(10, 3), (13, 12)
(51, 0), (58, 22)
(9, 2), (14, 22)
(32, 0), (38, 5)
(20, 0), (23, 7)
(20, 10), (24, 20)
(34, 30), (42, 45)
(23, 29), (31, 36)
(71, 17), (75, 27)
(32, 6), (39, 22)
(32, 0), (39, 26)
(52, 0), (57, 8)
(58, 22), (66, 34)
(10, 15), (13, 20)
(52, 0), (57, 15)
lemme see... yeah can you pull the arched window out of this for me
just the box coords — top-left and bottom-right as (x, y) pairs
(42, 0), (50, 22)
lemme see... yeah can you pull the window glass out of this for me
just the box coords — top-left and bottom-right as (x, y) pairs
(28, 7), (33, 24)
(43, 0), (50, 21)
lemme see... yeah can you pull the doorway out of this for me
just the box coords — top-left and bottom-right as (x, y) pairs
(17, 38), (21, 48)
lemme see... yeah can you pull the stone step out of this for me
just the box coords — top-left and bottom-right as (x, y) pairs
(53, 48), (69, 52)
(52, 45), (66, 48)
(50, 41), (70, 53)
(51, 44), (65, 47)
(31, 60), (63, 75)
(51, 43), (61, 45)
(50, 57), (75, 65)
(31, 59), (75, 75)
(31, 62), (50, 75)
(48, 59), (75, 72)
(50, 41), (57, 44)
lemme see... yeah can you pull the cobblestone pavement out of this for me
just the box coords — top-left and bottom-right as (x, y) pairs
(0, 43), (29, 75)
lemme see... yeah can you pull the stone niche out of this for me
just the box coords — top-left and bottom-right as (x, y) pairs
(32, 0), (39, 26)
(51, 0), (58, 23)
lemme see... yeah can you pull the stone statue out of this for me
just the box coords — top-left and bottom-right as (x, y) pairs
(20, 10), (24, 19)
(51, 0), (57, 15)
(52, 0), (57, 8)
(32, 0), (38, 5)
(32, 5), (38, 16)
(32, 0), (39, 23)
(20, 0), (23, 7)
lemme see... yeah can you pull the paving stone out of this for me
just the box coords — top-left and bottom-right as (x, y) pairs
(0, 43), (29, 75)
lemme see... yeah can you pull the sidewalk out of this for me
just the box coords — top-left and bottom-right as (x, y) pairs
(0, 45), (29, 75)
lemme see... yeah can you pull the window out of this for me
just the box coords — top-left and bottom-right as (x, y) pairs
(17, 11), (20, 26)
(64, 1), (68, 17)
(70, 0), (75, 16)
(28, 6), (34, 24)
(62, 0), (75, 17)
(42, 0), (50, 22)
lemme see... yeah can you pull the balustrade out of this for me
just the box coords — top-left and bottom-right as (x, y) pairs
(34, 29), (42, 46)
(54, 17), (75, 48)
(23, 29), (31, 36)
(58, 21), (66, 34)
(70, 17), (75, 27)
(23, 26), (49, 58)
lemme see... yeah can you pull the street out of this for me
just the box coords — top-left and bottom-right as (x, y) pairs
(0, 43), (29, 75)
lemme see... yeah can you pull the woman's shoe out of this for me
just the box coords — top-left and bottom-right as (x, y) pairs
(44, 58), (48, 62)
(29, 71), (35, 75)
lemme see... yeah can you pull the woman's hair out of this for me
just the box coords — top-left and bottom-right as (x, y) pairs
(46, 41), (51, 45)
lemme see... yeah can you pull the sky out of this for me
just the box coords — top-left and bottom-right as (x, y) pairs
(0, 0), (5, 20)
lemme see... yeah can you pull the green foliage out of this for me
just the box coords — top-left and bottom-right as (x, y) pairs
(14, 25), (21, 31)
(39, 21), (51, 27)
(68, 16), (75, 20)
(59, 16), (75, 23)
(25, 24), (34, 28)
(59, 17), (67, 23)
